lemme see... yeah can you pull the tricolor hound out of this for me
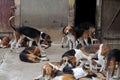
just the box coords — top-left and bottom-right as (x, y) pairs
(61, 43), (110, 72)
(19, 46), (41, 63)
(105, 49), (120, 80)
(61, 23), (97, 49)
(9, 16), (52, 51)
(0, 36), (11, 48)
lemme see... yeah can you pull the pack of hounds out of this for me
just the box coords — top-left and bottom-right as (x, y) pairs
(0, 16), (120, 80)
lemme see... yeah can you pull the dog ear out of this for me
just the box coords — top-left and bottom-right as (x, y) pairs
(68, 56), (76, 67)
(60, 57), (68, 65)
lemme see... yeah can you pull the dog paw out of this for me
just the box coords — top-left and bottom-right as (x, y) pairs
(41, 50), (46, 53)
(41, 57), (49, 61)
(34, 75), (43, 80)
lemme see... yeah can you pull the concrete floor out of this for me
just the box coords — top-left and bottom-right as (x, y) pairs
(0, 43), (68, 80)
(0, 43), (119, 80)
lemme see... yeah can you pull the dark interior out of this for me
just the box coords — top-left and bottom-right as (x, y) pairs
(75, 0), (96, 26)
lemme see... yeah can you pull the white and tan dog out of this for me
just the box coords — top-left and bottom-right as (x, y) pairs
(61, 23), (96, 49)
(0, 36), (11, 48)
(34, 60), (72, 80)
(61, 43), (110, 72)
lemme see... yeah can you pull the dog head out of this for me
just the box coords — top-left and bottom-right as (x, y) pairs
(1, 36), (11, 48)
(60, 56), (76, 68)
(63, 25), (75, 35)
(42, 62), (61, 79)
(41, 33), (52, 49)
(88, 26), (95, 38)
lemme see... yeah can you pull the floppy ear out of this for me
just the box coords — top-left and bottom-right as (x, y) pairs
(60, 57), (68, 65)
(45, 35), (52, 43)
(68, 56), (76, 67)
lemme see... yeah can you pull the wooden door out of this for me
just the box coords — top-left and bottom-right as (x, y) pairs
(101, 0), (120, 48)
(0, 0), (15, 35)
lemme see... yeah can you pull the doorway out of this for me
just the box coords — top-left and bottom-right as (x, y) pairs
(75, 0), (96, 26)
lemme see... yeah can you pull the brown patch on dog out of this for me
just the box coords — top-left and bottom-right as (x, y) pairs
(62, 74), (75, 80)
(101, 44), (110, 56)
(60, 56), (76, 67)
(42, 62), (61, 79)
(1, 36), (11, 48)
(26, 49), (41, 62)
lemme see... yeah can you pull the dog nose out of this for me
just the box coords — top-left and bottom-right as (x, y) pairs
(65, 32), (69, 35)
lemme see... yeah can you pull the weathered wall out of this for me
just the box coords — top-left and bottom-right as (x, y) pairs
(20, 0), (68, 29)
(14, 0), (20, 26)
(101, 0), (120, 49)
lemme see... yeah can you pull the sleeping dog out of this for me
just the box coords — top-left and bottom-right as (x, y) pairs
(0, 36), (11, 48)
(53, 65), (106, 80)
(9, 16), (52, 51)
(105, 49), (120, 79)
(19, 46), (41, 63)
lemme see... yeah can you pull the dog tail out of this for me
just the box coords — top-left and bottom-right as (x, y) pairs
(8, 16), (16, 31)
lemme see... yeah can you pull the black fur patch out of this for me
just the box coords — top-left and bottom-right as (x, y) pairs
(62, 49), (76, 58)
(16, 26), (40, 38)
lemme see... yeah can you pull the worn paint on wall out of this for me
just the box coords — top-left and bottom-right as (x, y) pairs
(101, 0), (120, 49)
(0, 0), (15, 32)
(20, 0), (68, 29)
(68, 0), (75, 26)
(14, 0), (20, 26)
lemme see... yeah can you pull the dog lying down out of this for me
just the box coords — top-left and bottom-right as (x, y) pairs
(19, 46), (49, 63)
(34, 61), (106, 80)
(0, 36), (11, 48)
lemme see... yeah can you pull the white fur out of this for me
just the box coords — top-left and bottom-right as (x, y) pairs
(72, 67), (88, 79)
(74, 49), (89, 66)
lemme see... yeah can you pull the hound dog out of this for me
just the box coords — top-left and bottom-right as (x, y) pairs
(105, 49), (120, 79)
(53, 65), (106, 80)
(61, 48), (90, 68)
(0, 36), (11, 48)
(19, 46), (41, 63)
(81, 43), (111, 72)
(9, 16), (52, 51)
(42, 62), (61, 80)
(34, 60), (72, 80)
(76, 22), (98, 47)
(61, 23), (96, 49)
(61, 25), (84, 49)
(61, 43), (110, 72)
